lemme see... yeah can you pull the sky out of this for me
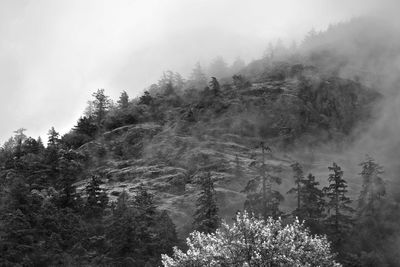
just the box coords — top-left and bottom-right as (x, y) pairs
(0, 0), (390, 143)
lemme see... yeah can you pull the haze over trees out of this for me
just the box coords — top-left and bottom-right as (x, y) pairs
(1, 17), (400, 266)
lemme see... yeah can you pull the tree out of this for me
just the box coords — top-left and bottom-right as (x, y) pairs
(158, 71), (185, 93)
(243, 143), (283, 219)
(22, 137), (40, 155)
(189, 62), (207, 89)
(74, 116), (97, 138)
(139, 91), (153, 105)
(155, 211), (180, 257)
(162, 211), (341, 267)
(287, 162), (305, 215)
(193, 172), (219, 234)
(358, 155), (386, 216)
(45, 127), (61, 178)
(84, 175), (108, 218)
(13, 128), (27, 159)
(47, 127), (60, 148)
(54, 150), (83, 210)
(208, 56), (229, 79)
(106, 189), (179, 266)
(323, 163), (354, 240)
(117, 91), (129, 110)
(91, 89), (111, 129)
(299, 173), (325, 232)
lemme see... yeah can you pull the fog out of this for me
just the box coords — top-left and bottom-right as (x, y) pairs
(0, 0), (385, 142)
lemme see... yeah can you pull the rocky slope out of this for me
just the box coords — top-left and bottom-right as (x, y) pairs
(77, 69), (380, 237)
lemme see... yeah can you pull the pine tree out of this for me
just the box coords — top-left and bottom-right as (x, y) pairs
(189, 62), (207, 89)
(243, 143), (283, 219)
(358, 155), (386, 216)
(74, 116), (97, 137)
(139, 91), (153, 105)
(133, 185), (157, 227)
(193, 172), (219, 233)
(55, 150), (83, 210)
(106, 191), (141, 263)
(13, 128), (27, 160)
(208, 56), (229, 79)
(287, 162), (305, 216)
(45, 127), (61, 183)
(85, 175), (108, 218)
(155, 211), (179, 258)
(299, 173), (325, 232)
(323, 162), (354, 239)
(117, 91), (129, 110)
(47, 127), (60, 148)
(91, 89), (111, 130)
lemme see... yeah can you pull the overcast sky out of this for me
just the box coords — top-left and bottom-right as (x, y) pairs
(0, 0), (392, 143)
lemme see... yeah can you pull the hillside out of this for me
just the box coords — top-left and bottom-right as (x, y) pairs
(3, 17), (400, 266)
(74, 66), (380, 237)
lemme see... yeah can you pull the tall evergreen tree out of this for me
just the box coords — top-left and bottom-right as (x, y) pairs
(193, 172), (219, 233)
(84, 175), (108, 218)
(54, 150), (83, 210)
(91, 89), (111, 130)
(74, 116), (97, 138)
(117, 90), (129, 110)
(189, 62), (208, 89)
(243, 143), (283, 219)
(323, 162), (354, 240)
(299, 173), (325, 232)
(287, 162), (305, 216)
(208, 56), (229, 79)
(47, 127), (60, 148)
(358, 155), (386, 216)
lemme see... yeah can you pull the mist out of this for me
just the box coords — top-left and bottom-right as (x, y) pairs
(0, 0), (384, 143)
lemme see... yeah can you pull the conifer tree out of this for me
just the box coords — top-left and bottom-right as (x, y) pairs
(358, 155), (386, 216)
(193, 172), (219, 233)
(139, 91), (153, 105)
(117, 90), (129, 110)
(155, 210), (179, 258)
(208, 56), (229, 79)
(45, 127), (61, 182)
(243, 143), (283, 219)
(299, 173), (325, 232)
(91, 89), (111, 130)
(189, 62), (208, 89)
(74, 116), (97, 138)
(287, 162), (305, 216)
(13, 128), (27, 160)
(323, 162), (354, 239)
(47, 127), (60, 148)
(84, 175), (108, 218)
(55, 150), (83, 210)
(106, 191), (141, 263)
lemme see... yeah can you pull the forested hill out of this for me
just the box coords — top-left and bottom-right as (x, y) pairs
(1, 17), (400, 266)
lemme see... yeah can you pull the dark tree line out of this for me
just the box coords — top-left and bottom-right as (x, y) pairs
(0, 129), (179, 266)
(242, 151), (399, 266)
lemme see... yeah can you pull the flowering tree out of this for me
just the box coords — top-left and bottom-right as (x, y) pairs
(162, 211), (341, 267)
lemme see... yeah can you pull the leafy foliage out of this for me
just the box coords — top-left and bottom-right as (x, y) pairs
(162, 211), (341, 267)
